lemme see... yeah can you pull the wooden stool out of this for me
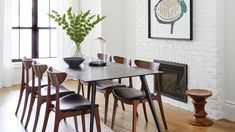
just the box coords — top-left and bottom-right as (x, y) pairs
(186, 89), (213, 126)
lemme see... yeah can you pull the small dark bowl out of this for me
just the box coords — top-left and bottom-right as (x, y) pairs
(63, 57), (84, 69)
(89, 61), (107, 67)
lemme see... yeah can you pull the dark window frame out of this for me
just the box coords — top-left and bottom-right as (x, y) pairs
(12, 0), (56, 62)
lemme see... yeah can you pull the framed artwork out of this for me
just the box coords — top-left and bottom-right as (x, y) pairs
(148, 0), (192, 40)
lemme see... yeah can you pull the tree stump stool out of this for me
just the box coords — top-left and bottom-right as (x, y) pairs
(186, 89), (213, 126)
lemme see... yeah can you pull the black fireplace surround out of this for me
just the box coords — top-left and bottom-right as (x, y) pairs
(154, 60), (188, 103)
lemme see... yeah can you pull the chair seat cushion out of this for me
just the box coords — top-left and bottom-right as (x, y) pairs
(113, 87), (154, 100)
(60, 94), (98, 112)
(41, 85), (75, 98)
(96, 80), (126, 90)
(29, 77), (48, 88)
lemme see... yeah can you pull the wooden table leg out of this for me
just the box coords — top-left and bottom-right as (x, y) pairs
(140, 75), (162, 132)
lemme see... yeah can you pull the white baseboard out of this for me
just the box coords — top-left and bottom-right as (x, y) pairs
(223, 101), (235, 122)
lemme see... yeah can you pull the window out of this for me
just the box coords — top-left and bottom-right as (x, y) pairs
(11, 0), (57, 61)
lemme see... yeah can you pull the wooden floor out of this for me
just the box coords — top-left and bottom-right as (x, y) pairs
(0, 80), (235, 132)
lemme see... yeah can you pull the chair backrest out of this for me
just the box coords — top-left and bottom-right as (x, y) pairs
(32, 61), (47, 79)
(22, 57), (33, 70)
(134, 59), (160, 93)
(32, 61), (48, 94)
(113, 56), (132, 66)
(113, 56), (133, 88)
(47, 67), (67, 109)
(47, 67), (67, 88)
(21, 57), (33, 86)
(134, 59), (159, 71)
(97, 53), (112, 62)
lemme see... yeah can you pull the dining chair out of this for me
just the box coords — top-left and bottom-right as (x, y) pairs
(46, 67), (101, 132)
(83, 53), (113, 98)
(15, 57), (48, 123)
(96, 55), (133, 124)
(79, 54), (132, 124)
(78, 53), (112, 97)
(113, 56), (133, 88)
(24, 61), (75, 132)
(111, 59), (168, 132)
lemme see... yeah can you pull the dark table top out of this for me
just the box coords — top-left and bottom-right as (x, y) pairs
(35, 58), (163, 82)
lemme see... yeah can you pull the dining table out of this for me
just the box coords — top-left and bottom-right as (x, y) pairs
(35, 58), (163, 132)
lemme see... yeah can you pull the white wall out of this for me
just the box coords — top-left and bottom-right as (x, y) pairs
(224, 0), (235, 122)
(0, 0), (4, 87)
(101, 0), (125, 56)
(123, 0), (137, 58)
(99, 0), (136, 58)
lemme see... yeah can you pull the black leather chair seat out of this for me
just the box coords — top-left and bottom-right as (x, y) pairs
(113, 87), (154, 100)
(60, 94), (98, 112)
(29, 77), (48, 88)
(96, 80), (126, 90)
(41, 85), (75, 98)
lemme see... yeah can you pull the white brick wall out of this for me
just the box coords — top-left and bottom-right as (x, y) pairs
(136, 0), (224, 120)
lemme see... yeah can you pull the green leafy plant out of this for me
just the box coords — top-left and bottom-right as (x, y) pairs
(49, 7), (106, 57)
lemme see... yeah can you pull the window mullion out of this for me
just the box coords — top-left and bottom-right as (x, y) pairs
(18, 0), (20, 59)
(32, 0), (38, 58)
(49, 0), (51, 57)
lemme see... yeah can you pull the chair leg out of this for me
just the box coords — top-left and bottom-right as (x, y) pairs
(81, 84), (85, 97)
(104, 91), (111, 124)
(132, 101), (138, 132)
(81, 114), (86, 132)
(121, 102), (125, 111)
(42, 104), (51, 132)
(24, 93), (36, 129)
(142, 102), (148, 122)
(53, 115), (61, 132)
(77, 80), (81, 94)
(63, 118), (67, 123)
(111, 97), (118, 129)
(74, 116), (79, 132)
(15, 86), (25, 116)
(32, 100), (43, 132)
(95, 108), (101, 132)
(20, 90), (30, 123)
(87, 83), (91, 100)
(158, 99), (168, 129)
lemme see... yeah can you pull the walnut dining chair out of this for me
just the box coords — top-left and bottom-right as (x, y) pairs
(79, 53), (113, 98)
(111, 59), (168, 132)
(79, 54), (129, 124)
(96, 55), (133, 123)
(46, 67), (101, 132)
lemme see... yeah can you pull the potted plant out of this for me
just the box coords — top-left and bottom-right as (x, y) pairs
(49, 7), (105, 68)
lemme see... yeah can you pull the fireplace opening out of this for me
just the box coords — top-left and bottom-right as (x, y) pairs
(154, 60), (188, 103)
